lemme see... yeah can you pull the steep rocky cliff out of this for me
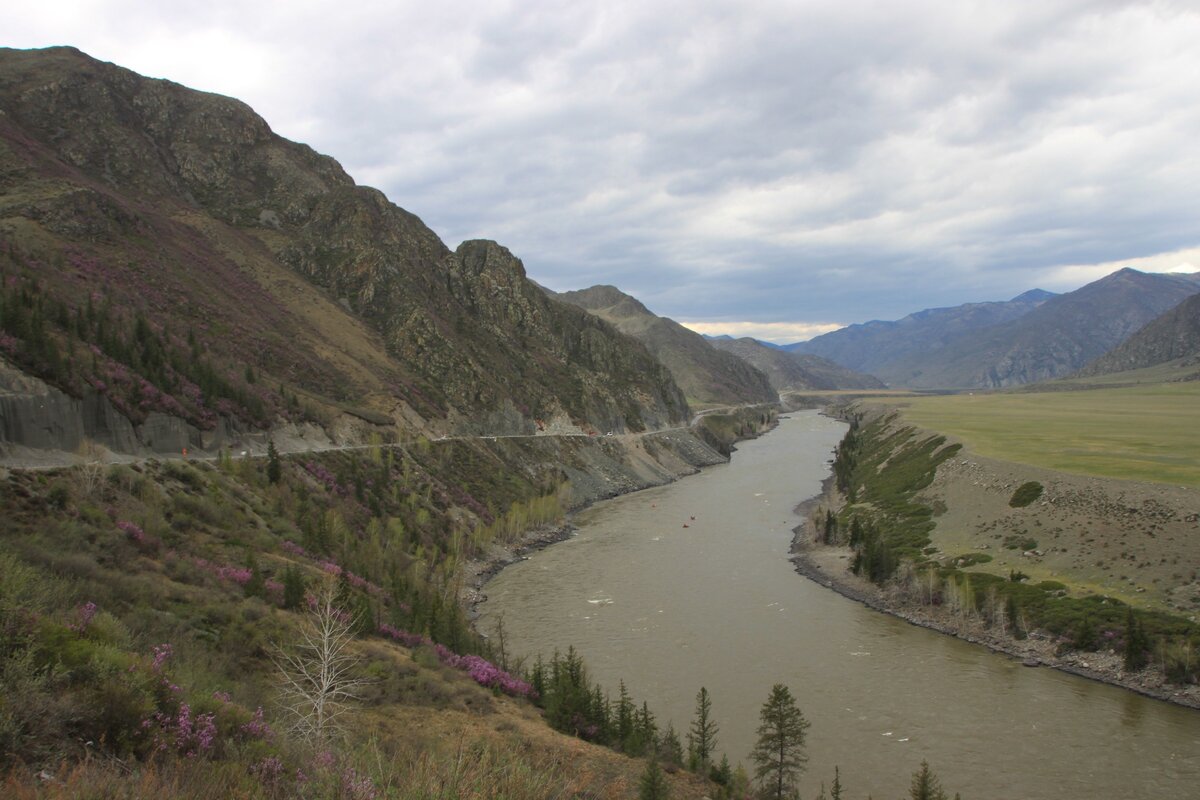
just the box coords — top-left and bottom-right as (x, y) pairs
(0, 47), (688, 454)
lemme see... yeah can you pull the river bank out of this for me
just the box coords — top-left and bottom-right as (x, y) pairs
(789, 483), (1200, 710)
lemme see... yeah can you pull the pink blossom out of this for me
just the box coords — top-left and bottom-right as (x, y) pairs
(281, 540), (307, 557)
(341, 767), (377, 800)
(152, 643), (172, 671)
(117, 520), (146, 544)
(240, 706), (274, 741)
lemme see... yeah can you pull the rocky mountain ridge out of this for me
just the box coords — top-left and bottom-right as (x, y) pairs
(0, 46), (688, 456)
(553, 284), (779, 408)
(1075, 290), (1200, 380)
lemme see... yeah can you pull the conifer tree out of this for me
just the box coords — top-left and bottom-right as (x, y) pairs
(712, 754), (732, 786)
(1123, 607), (1150, 670)
(830, 765), (844, 800)
(639, 758), (670, 800)
(659, 723), (685, 768)
(909, 761), (947, 800)
(244, 550), (265, 598)
(687, 686), (719, 772)
(282, 564), (306, 610)
(751, 683), (809, 800)
(267, 439), (282, 484)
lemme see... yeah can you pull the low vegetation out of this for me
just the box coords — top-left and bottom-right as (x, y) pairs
(1008, 481), (1043, 508)
(825, 412), (1200, 684)
(1, 429), (971, 798)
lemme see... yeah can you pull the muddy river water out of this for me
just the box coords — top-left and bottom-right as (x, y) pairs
(478, 412), (1200, 798)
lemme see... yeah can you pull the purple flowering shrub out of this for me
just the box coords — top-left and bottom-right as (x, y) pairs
(377, 624), (535, 699)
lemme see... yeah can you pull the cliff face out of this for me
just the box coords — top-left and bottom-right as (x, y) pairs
(0, 47), (688, 451)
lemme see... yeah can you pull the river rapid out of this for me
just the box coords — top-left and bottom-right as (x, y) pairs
(478, 412), (1200, 799)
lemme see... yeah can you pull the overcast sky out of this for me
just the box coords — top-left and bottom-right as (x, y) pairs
(9, 1), (1200, 341)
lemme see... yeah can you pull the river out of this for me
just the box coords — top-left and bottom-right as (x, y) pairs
(477, 411), (1200, 799)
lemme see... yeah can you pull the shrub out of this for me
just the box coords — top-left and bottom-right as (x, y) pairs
(1009, 481), (1043, 507)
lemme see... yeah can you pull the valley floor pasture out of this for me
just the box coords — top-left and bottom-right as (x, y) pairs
(892, 382), (1200, 489)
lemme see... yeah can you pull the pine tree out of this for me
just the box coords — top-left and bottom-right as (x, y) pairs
(1006, 593), (1026, 640)
(639, 758), (670, 800)
(909, 761), (947, 800)
(282, 564), (306, 610)
(244, 550), (265, 598)
(659, 723), (685, 768)
(751, 683), (810, 800)
(687, 686), (719, 773)
(830, 765), (844, 800)
(267, 439), (282, 484)
(1123, 607), (1150, 670)
(712, 754), (732, 786)
(617, 680), (635, 747)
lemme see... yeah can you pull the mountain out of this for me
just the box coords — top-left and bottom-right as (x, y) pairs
(793, 271), (1200, 389)
(708, 337), (885, 391)
(1074, 289), (1200, 380)
(553, 285), (778, 407)
(888, 269), (1200, 388)
(787, 289), (1056, 382)
(0, 46), (688, 450)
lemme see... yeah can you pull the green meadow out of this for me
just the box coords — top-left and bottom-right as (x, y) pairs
(893, 382), (1200, 488)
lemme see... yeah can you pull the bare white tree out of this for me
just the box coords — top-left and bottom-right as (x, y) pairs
(74, 440), (108, 499)
(274, 579), (367, 745)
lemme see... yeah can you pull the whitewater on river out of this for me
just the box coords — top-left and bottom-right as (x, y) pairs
(477, 411), (1200, 799)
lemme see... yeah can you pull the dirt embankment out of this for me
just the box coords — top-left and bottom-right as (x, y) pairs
(790, 456), (1200, 709)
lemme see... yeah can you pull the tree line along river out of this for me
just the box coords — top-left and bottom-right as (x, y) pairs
(478, 411), (1200, 799)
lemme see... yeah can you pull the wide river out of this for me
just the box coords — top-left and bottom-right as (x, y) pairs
(478, 412), (1200, 799)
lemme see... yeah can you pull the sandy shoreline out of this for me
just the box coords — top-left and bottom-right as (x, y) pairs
(788, 484), (1200, 711)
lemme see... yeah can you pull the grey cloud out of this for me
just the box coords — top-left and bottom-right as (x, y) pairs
(8, 0), (1200, 329)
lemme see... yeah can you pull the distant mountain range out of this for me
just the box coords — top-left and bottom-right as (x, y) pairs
(790, 271), (1200, 388)
(708, 337), (885, 392)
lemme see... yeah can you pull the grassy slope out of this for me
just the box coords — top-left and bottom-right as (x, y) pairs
(0, 438), (721, 799)
(892, 382), (1200, 488)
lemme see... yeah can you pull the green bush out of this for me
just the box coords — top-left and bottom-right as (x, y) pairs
(1009, 481), (1043, 507)
(954, 552), (993, 567)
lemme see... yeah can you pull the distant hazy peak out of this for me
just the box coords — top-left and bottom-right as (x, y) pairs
(1010, 288), (1056, 303)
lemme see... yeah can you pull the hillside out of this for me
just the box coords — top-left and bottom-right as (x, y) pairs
(788, 289), (1055, 381)
(554, 284), (778, 408)
(0, 46), (688, 458)
(0, 417), (758, 797)
(708, 336), (885, 391)
(1074, 290), (1200, 381)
